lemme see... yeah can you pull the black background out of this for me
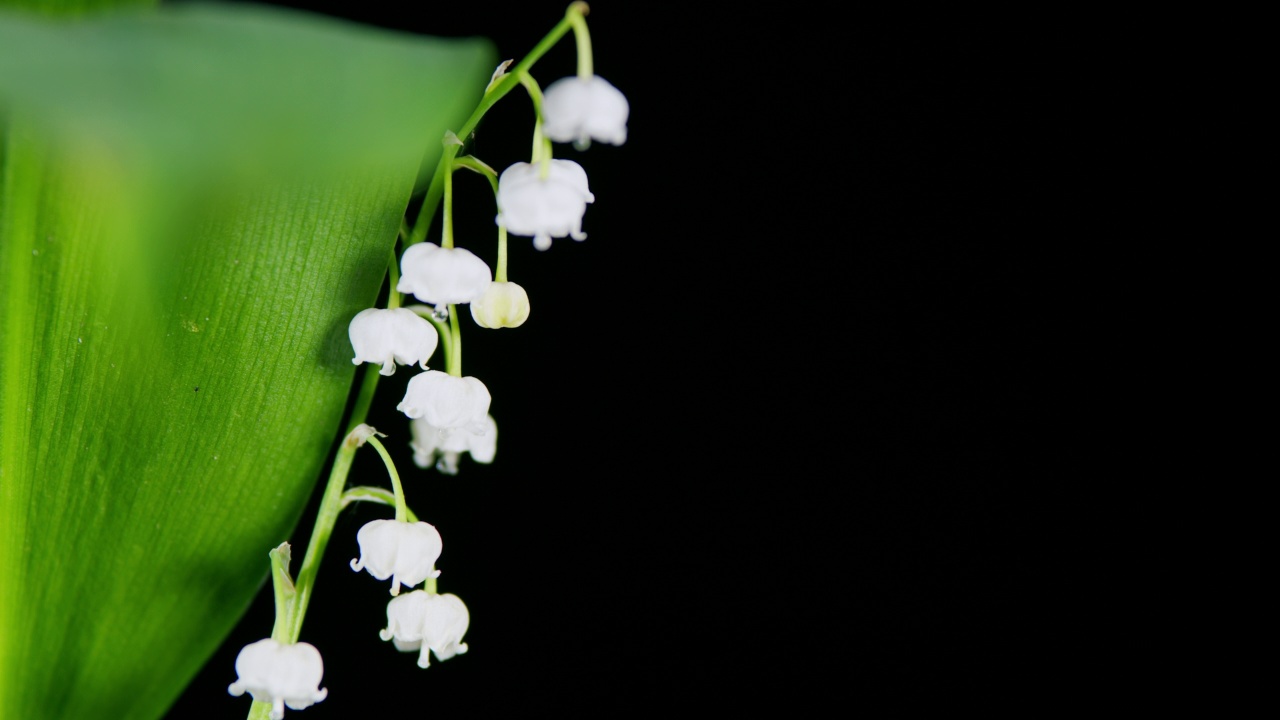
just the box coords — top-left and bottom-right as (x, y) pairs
(168, 2), (1072, 715)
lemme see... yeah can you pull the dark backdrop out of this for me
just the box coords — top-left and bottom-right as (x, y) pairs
(169, 3), (1071, 715)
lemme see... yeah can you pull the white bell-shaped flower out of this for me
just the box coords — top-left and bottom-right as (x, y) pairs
(470, 281), (531, 329)
(542, 75), (629, 147)
(227, 638), (328, 720)
(411, 413), (497, 475)
(349, 519), (443, 596)
(379, 590), (471, 669)
(348, 307), (439, 376)
(496, 160), (595, 251)
(397, 370), (491, 432)
(396, 242), (492, 311)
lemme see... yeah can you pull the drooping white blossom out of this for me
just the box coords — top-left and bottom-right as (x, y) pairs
(348, 307), (439, 376)
(397, 370), (491, 432)
(470, 281), (531, 329)
(350, 519), (443, 596)
(496, 160), (595, 251)
(227, 639), (328, 720)
(411, 413), (497, 475)
(396, 242), (492, 311)
(542, 75), (629, 147)
(379, 590), (471, 668)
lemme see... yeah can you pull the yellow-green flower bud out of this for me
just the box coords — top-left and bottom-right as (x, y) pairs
(469, 281), (531, 329)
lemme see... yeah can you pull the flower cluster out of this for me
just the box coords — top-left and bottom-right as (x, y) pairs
(230, 7), (626, 715)
(346, 515), (469, 673)
(493, 72), (628, 251)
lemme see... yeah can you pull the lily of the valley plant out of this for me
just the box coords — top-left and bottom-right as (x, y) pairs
(224, 3), (628, 717)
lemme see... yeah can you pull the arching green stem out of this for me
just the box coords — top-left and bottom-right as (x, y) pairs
(496, 225), (509, 283)
(408, 162), (446, 247)
(568, 2), (593, 79)
(405, 304), (452, 370)
(453, 156), (508, 282)
(341, 359), (382, 452)
(283, 391), (374, 645)
(518, 71), (546, 140)
(448, 304), (462, 377)
(453, 155), (499, 194)
(340, 487), (420, 523)
(363, 436), (407, 522)
(442, 153), (457, 249)
(387, 245), (401, 310)
(518, 71), (553, 170)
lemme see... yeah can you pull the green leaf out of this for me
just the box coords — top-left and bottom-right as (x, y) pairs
(0, 0), (156, 17)
(0, 5), (494, 719)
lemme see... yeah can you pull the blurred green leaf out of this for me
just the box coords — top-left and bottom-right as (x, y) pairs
(0, 4), (493, 718)
(0, 0), (156, 16)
